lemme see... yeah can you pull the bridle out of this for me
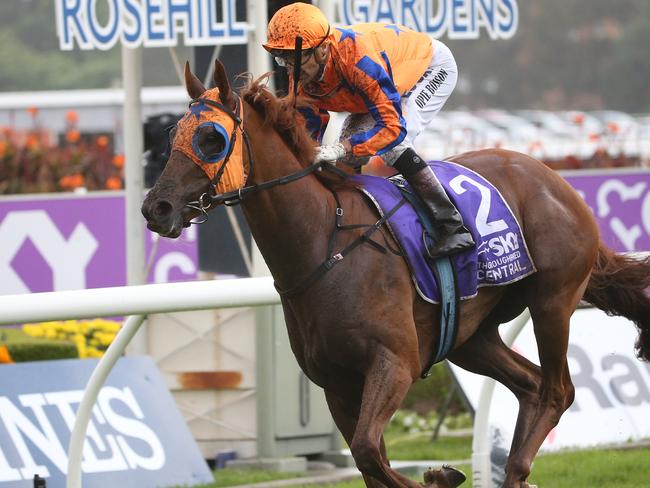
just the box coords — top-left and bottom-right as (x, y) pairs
(184, 91), (337, 222)
(180, 90), (404, 300)
(184, 93), (254, 224)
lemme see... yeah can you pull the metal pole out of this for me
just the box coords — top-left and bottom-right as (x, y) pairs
(66, 315), (146, 488)
(121, 44), (148, 355)
(253, 225), (274, 457)
(255, 305), (276, 457)
(246, 0), (272, 81)
(471, 309), (531, 488)
(245, 0), (276, 458)
(316, 0), (336, 21)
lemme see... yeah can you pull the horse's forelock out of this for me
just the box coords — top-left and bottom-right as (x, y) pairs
(241, 78), (316, 166)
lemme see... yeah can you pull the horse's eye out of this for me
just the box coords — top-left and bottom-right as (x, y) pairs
(197, 125), (227, 162)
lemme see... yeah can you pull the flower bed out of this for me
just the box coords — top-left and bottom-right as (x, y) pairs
(23, 319), (120, 358)
(0, 107), (124, 194)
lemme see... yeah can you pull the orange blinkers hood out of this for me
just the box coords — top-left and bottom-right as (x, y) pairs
(172, 87), (247, 195)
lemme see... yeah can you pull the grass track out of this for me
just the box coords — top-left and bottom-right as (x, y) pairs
(192, 436), (650, 488)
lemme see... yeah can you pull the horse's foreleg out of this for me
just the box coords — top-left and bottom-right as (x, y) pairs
(448, 323), (542, 456)
(347, 346), (422, 488)
(325, 391), (393, 488)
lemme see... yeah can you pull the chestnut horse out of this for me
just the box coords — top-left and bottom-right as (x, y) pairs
(142, 61), (650, 488)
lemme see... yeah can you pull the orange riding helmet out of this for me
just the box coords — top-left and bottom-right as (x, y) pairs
(263, 2), (331, 53)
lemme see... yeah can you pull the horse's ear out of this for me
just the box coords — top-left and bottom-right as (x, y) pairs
(213, 59), (235, 109)
(184, 61), (206, 100)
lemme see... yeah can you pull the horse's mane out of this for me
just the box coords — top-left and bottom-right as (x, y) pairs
(240, 74), (357, 190)
(240, 75), (316, 167)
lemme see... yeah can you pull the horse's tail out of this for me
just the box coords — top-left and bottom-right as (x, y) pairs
(583, 242), (650, 362)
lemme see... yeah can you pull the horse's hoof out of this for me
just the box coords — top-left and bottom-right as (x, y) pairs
(423, 465), (466, 488)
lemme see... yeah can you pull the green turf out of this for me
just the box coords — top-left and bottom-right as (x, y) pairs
(191, 445), (650, 488)
(386, 433), (472, 461)
(180, 469), (304, 487)
(0, 328), (35, 342)
(528, 447), (650, 488)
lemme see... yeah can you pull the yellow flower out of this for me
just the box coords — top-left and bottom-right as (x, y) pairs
(23, 324), (43, 337)
(20, 319), (121, 359)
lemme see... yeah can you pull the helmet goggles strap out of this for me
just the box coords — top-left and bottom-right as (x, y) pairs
(292, 35), (303, 101)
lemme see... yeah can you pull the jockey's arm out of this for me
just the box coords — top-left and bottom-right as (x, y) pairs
(297, 104), (330, 143)
(346, 58), (406, 157)
(313, 66), (406, 164)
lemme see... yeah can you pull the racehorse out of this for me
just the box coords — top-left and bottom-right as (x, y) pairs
(142, 60), (650, 488)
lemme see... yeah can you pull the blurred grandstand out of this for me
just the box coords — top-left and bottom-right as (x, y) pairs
(0, 87), (648, 194)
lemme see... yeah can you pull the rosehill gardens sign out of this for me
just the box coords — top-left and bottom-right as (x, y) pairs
(55, 0), (519, 51)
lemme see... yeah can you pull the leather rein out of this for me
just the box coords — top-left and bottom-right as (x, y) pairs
(183, 95), (403, 297)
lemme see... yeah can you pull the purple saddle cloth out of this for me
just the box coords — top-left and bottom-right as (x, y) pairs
(351, 161), (536, 303)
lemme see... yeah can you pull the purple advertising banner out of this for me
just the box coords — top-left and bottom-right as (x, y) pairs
(562, 169), (650, 252)
(0, 169), (648, 296)
(0, 192), (197, 295)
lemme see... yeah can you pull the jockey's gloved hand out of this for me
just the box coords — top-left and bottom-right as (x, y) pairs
(314, 142), (347, 163)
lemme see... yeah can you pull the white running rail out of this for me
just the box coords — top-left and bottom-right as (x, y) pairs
(0, 277), (281, 488)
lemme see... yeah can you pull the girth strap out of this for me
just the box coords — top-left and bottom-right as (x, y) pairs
(397, 186), (460, 375)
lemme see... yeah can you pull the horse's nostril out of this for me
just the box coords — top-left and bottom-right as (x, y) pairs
(153, 200), (173, 219)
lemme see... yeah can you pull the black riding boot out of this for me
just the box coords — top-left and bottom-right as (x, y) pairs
(394, 148), (475, 258)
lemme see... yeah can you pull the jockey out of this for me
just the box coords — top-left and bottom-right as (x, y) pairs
(263, 2), (474, 258)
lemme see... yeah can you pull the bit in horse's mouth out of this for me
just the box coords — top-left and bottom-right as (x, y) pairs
(181, 206), (200, 227)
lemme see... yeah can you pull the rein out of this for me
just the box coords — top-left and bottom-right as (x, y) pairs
(183, 99), (403, 298)
(188, 160), (329, 211)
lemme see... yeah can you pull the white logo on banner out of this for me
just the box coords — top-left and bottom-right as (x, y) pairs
(596, 179), (650, 251)
(450, 309), (650, 452)
(148, 226), (197, 283)
(0, 210), (98, 294)
(0, 387), (165, 481)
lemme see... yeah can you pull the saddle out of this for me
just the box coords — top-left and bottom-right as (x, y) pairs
(350, 161), (536, 370)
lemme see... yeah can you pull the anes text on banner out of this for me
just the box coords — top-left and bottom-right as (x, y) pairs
(0, 357), (212, 487)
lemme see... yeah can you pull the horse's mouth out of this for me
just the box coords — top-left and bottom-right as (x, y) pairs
(145, 212), (186, 238)
(146, 220), (182, 238)
(144, 206), (199, 238)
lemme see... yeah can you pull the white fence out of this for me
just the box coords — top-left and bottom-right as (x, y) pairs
(0, 277), (520, 488)
(0, 277), (281, 488)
